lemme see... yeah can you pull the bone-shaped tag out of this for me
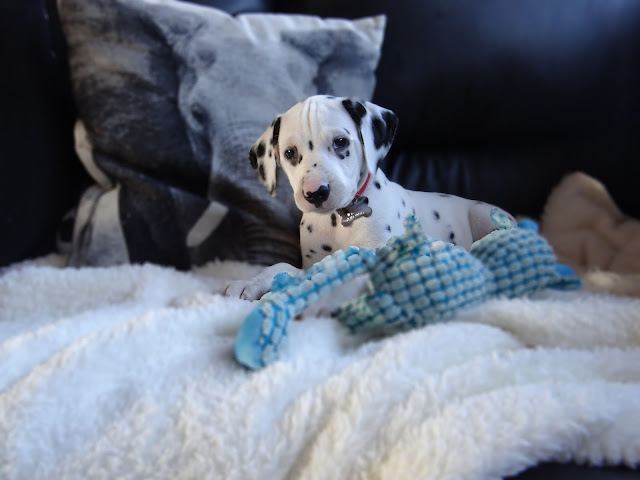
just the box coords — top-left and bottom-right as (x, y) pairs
(337, 196), (373, 226)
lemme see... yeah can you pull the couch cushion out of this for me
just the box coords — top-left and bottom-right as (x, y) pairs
(275, 0), (640, 219)
(0, 0), (91, 267)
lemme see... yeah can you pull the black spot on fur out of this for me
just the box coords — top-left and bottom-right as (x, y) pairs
(258, 164), (266, 181)
(402, 199), (406, 207)
(268, 150), (272, 158)
(374, 181), (381, 189)
(249, 149), (258, 169)
(322, 244), (333, 252)
(305, 254), (312, 259)
(307, 224), (313, 233)
(298, 155), (303, 164)
(397, 212), (401, 219)
(449, 232), (456, 240)
(342, 99), (367, 126)
(434, 211), (440, 220)
(270, 117), (281, 146)
(371, 111), (398, 149)
(313, 163), (317, 168)
(256, 142), (266, 158)
(346, 150), (350, 157)
(386, 225), (391, 232)
(310, 249), (316, 254)
(371, 117), (386, 149)
(381, 111), (398, 142)
(300, 220), (305, 226)
(338, 154), (345, 160)
(308, 140), (313, 150)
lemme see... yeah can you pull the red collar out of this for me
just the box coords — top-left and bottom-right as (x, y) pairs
(353, 173), (371, 201)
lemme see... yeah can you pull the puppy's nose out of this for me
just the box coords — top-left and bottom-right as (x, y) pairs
(304, 185), (331, 208)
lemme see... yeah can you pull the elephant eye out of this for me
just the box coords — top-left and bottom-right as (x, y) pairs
(333, 137), (349, 150)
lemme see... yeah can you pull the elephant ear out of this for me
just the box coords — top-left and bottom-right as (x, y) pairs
(249, 116), (282, 197)
(341, 98), (398, 174)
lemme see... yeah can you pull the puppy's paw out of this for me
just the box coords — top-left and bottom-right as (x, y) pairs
(223, 279), (270, 301)
(224, 263), (301, 301)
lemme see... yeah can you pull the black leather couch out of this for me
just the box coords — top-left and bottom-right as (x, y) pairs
(1, 1), (639, 477)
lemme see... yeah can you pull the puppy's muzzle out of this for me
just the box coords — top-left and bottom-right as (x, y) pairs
(304, 185), (331, 208)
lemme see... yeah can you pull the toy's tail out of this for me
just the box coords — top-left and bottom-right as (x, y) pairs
(517, 219), (582, 290)
(549, 264), (582, 290)
(470, 216), (582, 297)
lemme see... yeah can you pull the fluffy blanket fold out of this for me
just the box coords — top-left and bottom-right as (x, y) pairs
(1, 256), (639, 479)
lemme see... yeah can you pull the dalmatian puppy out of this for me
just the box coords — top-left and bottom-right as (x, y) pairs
(225, 95), (515, 300)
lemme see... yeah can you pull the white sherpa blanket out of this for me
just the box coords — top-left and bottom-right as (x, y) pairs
(1, 256), (640, 479)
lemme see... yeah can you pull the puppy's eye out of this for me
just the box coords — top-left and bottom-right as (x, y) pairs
(284, 147), (297, 160)
(333, 137), (349, 150)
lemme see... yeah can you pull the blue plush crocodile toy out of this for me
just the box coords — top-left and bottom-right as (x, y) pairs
(234, 210), (581, 370)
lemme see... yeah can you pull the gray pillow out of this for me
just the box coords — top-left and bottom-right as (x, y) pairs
(58, 0), (386, 269)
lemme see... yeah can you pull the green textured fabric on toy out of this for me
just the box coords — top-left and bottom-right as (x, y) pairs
(234, 211), (581, 370)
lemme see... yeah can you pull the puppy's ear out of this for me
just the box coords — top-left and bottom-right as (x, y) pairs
(341, 99), (398, 174)
(249, 116), (281, 197)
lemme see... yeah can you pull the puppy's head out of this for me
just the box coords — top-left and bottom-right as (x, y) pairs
(249, 95), (397, 214)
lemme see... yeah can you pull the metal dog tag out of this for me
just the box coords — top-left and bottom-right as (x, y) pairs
(337, 196), (372, 226)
